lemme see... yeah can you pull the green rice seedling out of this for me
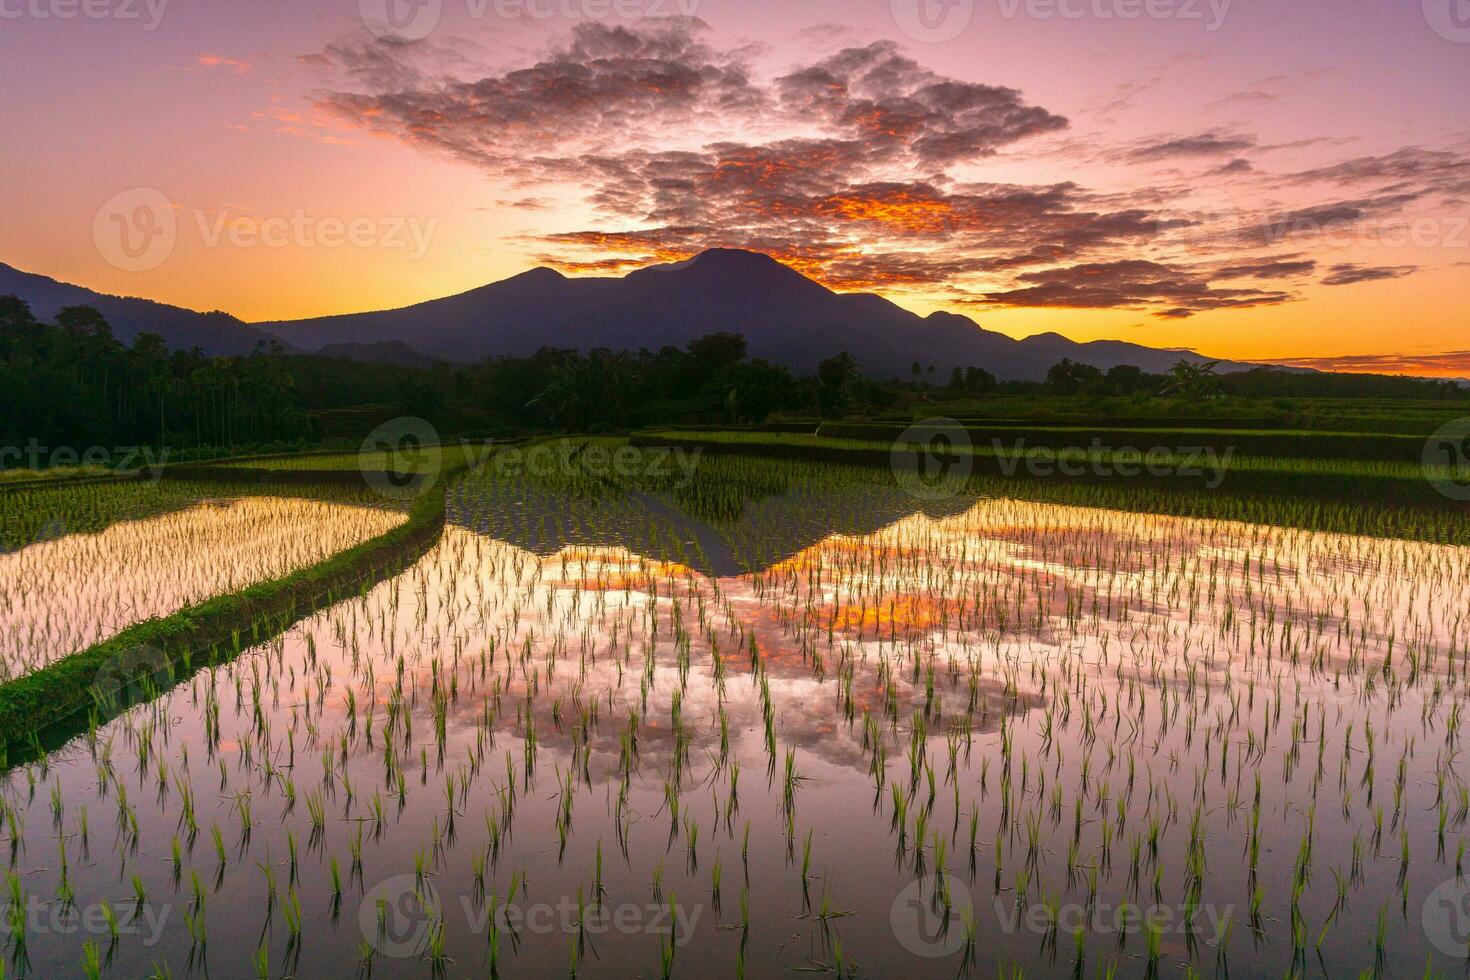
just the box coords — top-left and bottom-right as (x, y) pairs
(80, 941), (101, 980)
(3, 452), (1468, 976)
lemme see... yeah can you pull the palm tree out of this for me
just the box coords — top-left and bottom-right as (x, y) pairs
(1160, 359), (1223, 399)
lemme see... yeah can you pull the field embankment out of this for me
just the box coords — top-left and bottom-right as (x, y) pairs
(0, 459), (468, 754)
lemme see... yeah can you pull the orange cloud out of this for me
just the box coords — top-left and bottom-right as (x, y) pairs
(1259, 351), (1470, 378)
(196, 53), (252, 74)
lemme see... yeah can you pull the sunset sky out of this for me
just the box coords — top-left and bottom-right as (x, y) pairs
(2, 0), (1467, 373)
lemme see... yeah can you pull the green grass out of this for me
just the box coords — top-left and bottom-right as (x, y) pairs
(815, 421), (1434, 464)
(0, 462), (466, 750)
(874, 393), (1470, 434)
(228, 452), (386, 471)
(226, 444), (490, 472)
(0, 465), (115, 485)
(643, 429), (1433, 478)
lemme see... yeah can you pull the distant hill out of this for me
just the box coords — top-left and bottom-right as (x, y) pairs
(0, 262), (287, 356)
(4, 251), (1250, 379)
(260, 249), (1248, 380)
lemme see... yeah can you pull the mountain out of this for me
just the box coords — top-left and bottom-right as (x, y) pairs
(3, 251), (1247, 379)
(0, 262), (286, 356)
(259, 249), (1244, 380)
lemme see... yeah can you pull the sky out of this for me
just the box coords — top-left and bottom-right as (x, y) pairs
(1, 0), (1467, 373)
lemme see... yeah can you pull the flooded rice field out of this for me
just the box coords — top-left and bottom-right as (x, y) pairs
(0, 495), (403, 681)
(3, 458), (1469, 977)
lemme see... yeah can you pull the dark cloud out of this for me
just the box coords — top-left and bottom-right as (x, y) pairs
(1203, 69), (1334, 113)
(977, 259), (1294, 318)
(1286, 146), (1470, 196)
(303, 23), (1454, 319)
(1319, 263), (1418, 286)
(1212, 257), (1316, 279)
(1125, 131), (1256, 162)
(494, 197), (554, 210)
(316, 30), (1062, 176)
(1210, 158), (1254, 176)
(1205, 89), (1279, 110)
(1251, 192), (1425, 245)
(316, 23), (764, 171)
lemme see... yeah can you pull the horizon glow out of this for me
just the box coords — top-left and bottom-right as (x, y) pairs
(1, 0), (1467, 374)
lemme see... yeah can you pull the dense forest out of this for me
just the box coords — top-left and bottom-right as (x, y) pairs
(1, 295), (1464, 461)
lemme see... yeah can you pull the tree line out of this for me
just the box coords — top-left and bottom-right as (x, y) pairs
(1, 296), (1463, 459)
(0, 297), (302, 452)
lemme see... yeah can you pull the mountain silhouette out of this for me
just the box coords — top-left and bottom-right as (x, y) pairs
(0, 262), (285, 355)
(3, 251), (1245, 378)
(261, 249), (1242, 378)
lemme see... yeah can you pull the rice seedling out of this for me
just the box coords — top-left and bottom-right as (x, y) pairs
(0, 447), (1464, 976)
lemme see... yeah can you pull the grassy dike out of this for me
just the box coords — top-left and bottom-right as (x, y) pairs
(0, 459), (469, 756)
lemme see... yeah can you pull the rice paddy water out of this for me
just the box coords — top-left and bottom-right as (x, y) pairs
(2, 452), (1468, 977)
(0, 495), (404, 681)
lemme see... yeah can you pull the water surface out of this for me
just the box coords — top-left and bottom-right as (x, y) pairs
(3, 469), (1468, 977)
